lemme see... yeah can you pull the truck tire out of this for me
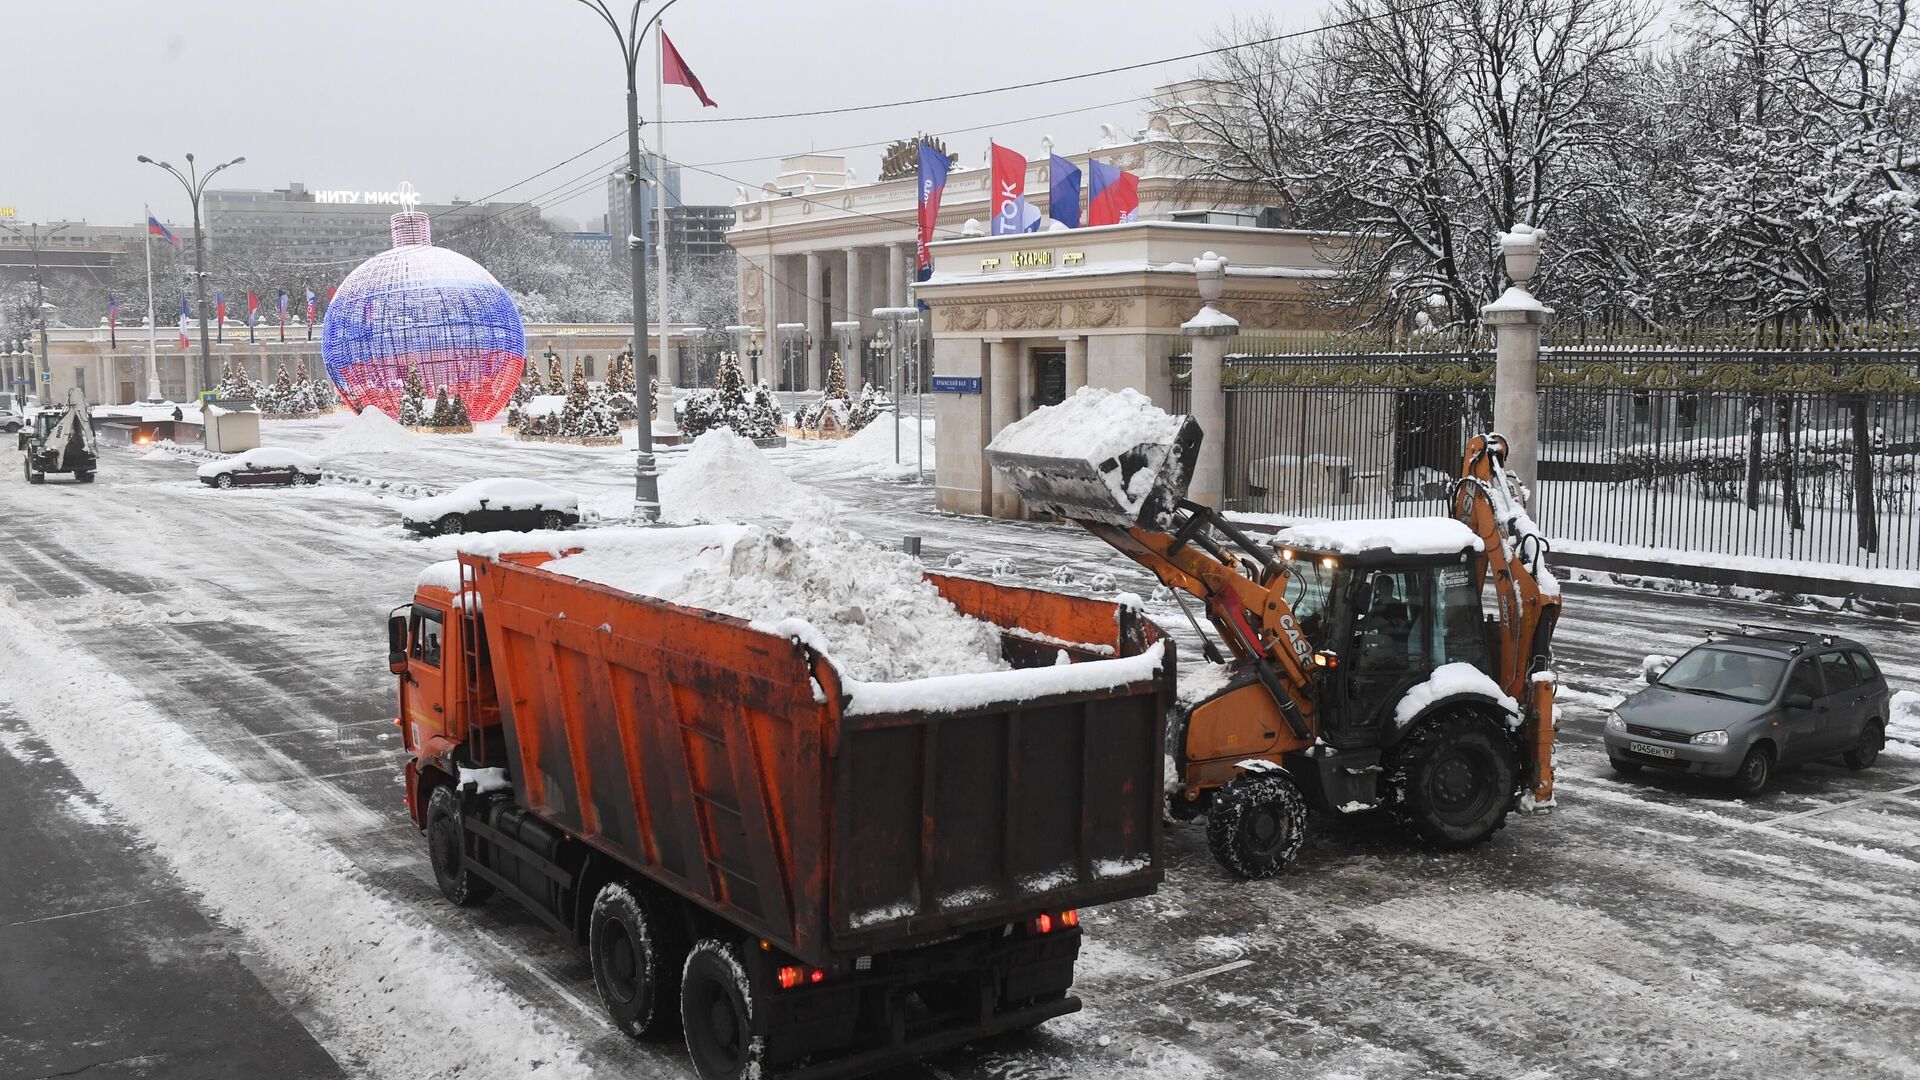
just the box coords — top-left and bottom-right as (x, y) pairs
(426, 785), (493, 907)
(437, 513), (467, 536)
(1388, 710), (1518, 849)
(591, 881), (683, 1040)
(1204, 770), (1307, 879)
(681, 938), (765, 1080)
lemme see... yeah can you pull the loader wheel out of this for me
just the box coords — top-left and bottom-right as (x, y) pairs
(591, 881), (684, 1040)
(25, 457), (43, 485)
(1390, 710), (1517, 849)
(681, 938), (765, 1080)
(426, 785), (493, 907)
(436, 513), (467, 536)
(1204, 770), (1307, 879)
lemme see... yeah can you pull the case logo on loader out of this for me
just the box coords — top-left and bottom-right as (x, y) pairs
(1277, 614), (1311, 663)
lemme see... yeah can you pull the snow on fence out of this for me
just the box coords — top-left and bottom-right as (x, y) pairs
(1171, 333), (1920, 571)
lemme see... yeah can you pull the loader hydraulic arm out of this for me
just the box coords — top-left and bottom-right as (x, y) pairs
(1084, 501), (1316, 740)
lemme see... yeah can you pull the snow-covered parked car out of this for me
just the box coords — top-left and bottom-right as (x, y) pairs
(196, 447), (323, 489)
(399, 478), (580, 536)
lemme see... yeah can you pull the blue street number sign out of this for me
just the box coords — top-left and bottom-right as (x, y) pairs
(930, 376), (981, 394)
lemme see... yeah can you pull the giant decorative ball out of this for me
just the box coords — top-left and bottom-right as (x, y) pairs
(320, 242), (525, 421)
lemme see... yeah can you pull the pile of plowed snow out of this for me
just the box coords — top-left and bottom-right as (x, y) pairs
(662, 429), (831, 523)
(546, 523), (1009, 682)
(830, 415), (934, 479)
(318, 406), (418, 455)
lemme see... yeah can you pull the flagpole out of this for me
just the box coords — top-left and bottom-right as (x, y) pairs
(143, 207), (159, 400)
(654, 21), (671, 395)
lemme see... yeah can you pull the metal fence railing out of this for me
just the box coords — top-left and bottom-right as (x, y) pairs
(1172, 335), (1920, 571)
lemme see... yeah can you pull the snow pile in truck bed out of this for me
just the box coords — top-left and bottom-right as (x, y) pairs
(549, 523), (1009, 683)
(318, 406), (419, 454)
(661, 429), (831, 523)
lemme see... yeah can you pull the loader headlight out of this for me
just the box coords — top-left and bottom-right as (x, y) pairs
(1691, 729), (1729, 746)
(1604, 711), (1625, 732)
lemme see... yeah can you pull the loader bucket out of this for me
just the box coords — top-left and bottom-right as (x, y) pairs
(988, 413), (1202, 529)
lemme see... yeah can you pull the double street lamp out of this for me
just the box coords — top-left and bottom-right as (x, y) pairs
(137, 151), (245, 399)
(570, 0), (685, 522)
(0, 220), (72, 403)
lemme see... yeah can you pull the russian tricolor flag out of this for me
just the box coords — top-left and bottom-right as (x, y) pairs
(915, 140), (950, 281)
(178, 295), (191, 347)
(1087, 159), (1140, 227)
(148, 213), (181, 247)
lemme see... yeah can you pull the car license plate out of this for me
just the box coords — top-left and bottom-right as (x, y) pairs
(1629, 741), (1676, 759)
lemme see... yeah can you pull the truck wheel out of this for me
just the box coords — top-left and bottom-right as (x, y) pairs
(215, 473), (235, 489)
(1204, 770), (1307, 879)
(426, 785), (493, 906)
(1389, 711), (1517, 849)
(591, 881), (683, 1040)
(1844, 722), (1884, 770)
(437, 513), (466, 536)
(681, 938), (765, 1080)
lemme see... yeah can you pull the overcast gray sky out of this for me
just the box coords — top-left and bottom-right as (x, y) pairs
(4, 0), (1316, 231)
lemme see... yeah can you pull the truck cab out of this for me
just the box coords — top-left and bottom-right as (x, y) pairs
(388, 577), (505, 823)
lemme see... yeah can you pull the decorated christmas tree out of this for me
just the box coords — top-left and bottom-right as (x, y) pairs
(545, 353), (566, 396)
(797, 352), (852, 432)
(450, 393), (471, 427)
(749, 381), (783, 438)
(430, 385), (454, 427)
(848, 383), (882, 433)
(398, 361), (427, 426)
(679, 351), (758, 439)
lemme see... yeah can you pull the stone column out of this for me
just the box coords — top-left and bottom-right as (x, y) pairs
(988, 338), (1020, 518)
(1062, 335), (1088, 394)
(760, 256), (781, 387)
(1481, 225), (1551, 494)
(889, 243), (909, 307)
(1183, 252), (1235, 510)
(804, 251), (826, 391)
(843, 246), (865, 386)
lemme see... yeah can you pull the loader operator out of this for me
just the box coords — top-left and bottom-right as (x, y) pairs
(1356, 575), (1414, 669)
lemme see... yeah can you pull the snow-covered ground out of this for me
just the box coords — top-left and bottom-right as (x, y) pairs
(3, 412), (1918, 1080)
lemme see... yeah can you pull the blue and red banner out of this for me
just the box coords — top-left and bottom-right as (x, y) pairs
(915, 140), (950, 283)
(278, 289), (289, 343)
(215, 290), (226, 342)
(148, 213), (180, 247)
(1087, 159), (1140, 227)
(247, 291), (260, 344)
(1049, 154), (1082, 230)
(305, 288), (318, 340)
(178, 295), (190, 348)
(108, 296), (119, 349)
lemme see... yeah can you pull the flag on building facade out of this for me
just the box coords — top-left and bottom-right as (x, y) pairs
(1049, 154), (1082, 230)
(108, 296), (119, 348)
(247, 291), (260, 344)
(215, 291), (226, 342)
(915, 141), (950, 284)
(1087, 159), (1141, 226)
(989, 143), (1042, 235)
(661, 31), (717, 107)
(147, 212), (181, 247)
(178, 295), (191, 348)
(278, 289), (289, 343)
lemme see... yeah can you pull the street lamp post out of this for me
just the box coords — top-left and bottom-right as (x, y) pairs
(137, 152), (244, 400)
(0, 221), (73, 404)
(571, 0), (685, 522)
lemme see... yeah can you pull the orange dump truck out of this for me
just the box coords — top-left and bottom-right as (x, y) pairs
(389, 543), (1173, 1080)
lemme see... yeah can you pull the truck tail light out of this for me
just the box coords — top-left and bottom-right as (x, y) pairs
(777, 966), (803, 990)
(1060, 908), (1079, 928)
(1028, 913), (1054, 935)
(809, 968), (826, 984)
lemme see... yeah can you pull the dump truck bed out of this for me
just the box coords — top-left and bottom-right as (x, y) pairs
(463, 552), (1172, 967)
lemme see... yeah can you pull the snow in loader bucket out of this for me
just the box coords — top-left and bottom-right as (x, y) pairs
(986, 387), (1201, 528)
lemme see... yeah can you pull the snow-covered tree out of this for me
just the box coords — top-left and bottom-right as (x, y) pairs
(848, 383), (882, 433)
(450, 393), (471, 428)
(398, 362), (427, 426)
(679, 351), (774, 439)
(796, 352), (853, 432)
(545, 354), (567, 396)
(430, 385), (454, 428)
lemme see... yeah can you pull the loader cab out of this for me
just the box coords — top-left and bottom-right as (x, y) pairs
(1275, 534), (1488, 749)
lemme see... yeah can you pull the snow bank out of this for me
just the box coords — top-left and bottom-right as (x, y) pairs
(1273, 517), (1482, 557)
(1392, 662), (1520, 728)
(319, 406), (419, 455)
(549, 523), (1008, 683)
(402, 478), (579, 522)
(195, 446), (322, 477)
(1891, 690), (1919, 743)
(828, 415), (935, 479)
(661, 429), (831, 523)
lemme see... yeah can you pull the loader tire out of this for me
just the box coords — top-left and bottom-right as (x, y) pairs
(1204, 770), (1307, 879)
(426, 785), (493, 907)
(1388, 710), (1517, 849)
(591, 881), (684, 1040)
(681, 938), (766, 1080)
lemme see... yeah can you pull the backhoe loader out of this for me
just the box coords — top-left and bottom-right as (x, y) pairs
(988, 400), (1559, 878)
(20, 389), (98, 485)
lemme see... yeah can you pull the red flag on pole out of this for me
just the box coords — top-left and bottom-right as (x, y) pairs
(661, 31), (717, 108)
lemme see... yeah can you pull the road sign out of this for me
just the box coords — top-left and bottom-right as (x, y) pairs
(930, 376), (981, 394)
(39, 372), (50, 383)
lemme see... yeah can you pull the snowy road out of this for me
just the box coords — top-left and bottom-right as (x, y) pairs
(1, 418), (1916, 1080)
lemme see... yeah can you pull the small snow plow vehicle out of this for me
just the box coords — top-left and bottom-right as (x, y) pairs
(988, 393), (1560, 878)
(21, 389), (98, 484)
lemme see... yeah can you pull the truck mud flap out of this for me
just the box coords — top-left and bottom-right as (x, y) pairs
(777, 995), (1081, 1080)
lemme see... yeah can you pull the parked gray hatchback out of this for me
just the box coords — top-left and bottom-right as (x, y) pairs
(1604, 626), (1891, 795)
